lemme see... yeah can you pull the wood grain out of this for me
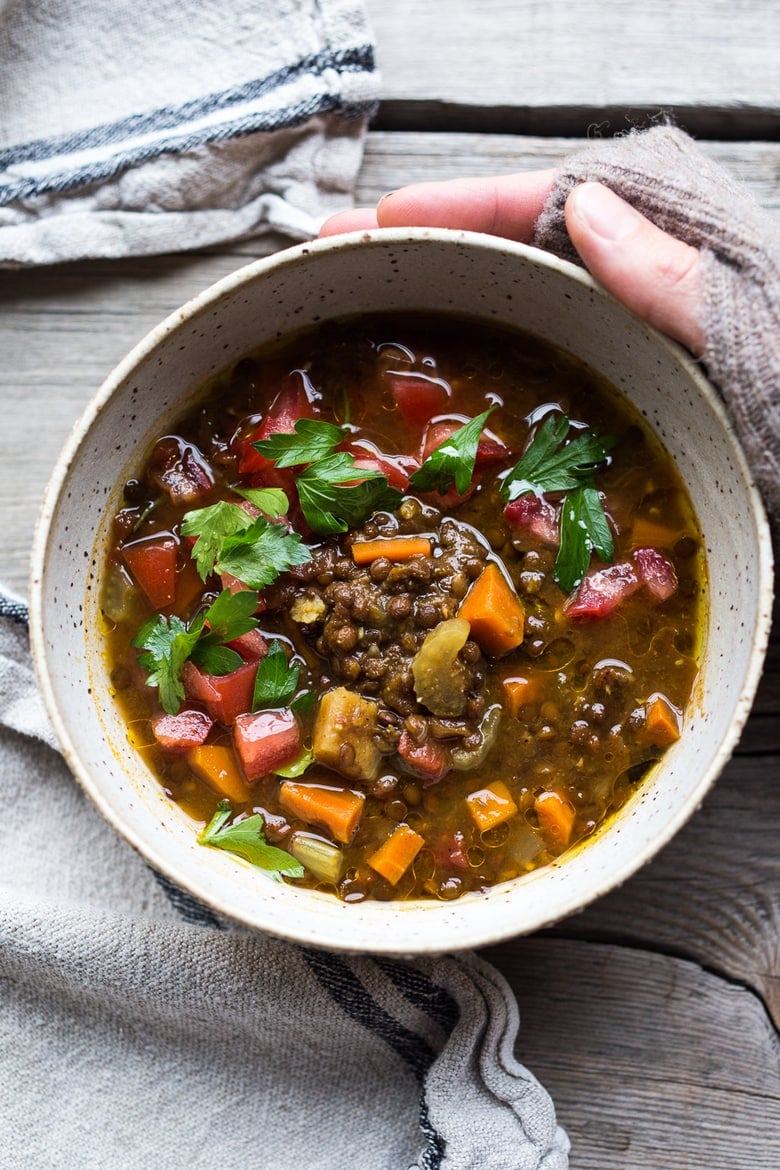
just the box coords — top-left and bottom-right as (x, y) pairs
(366, 0), (780, 135)
(483, 937), (780, 1170)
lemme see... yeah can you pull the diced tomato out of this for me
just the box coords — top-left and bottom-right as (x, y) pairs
(384, 370), (450, 427)
(234, 369), (318, 476)
(233, 708), (301, 781)
(565, 562), (640, 619)
(431, 829), (469, 871)
(226, 629), (268, 662)
(151, 709), (213, 752)
(121, 532), (178, 608)
(182, 658), (259, 724)
(420, 417), (510, 468)
(397, 732), (451, 785)
(504, 495), (560, 548)
(147, 436), (214, 504)
(633, 547), (678, 601)
(344, 438), (419, 491)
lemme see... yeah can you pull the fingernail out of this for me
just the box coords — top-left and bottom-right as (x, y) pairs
(377, 190), (397, 208)
(573, 183), (642, 241)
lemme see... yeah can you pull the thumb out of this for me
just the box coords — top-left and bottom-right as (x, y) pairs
(564, 182), (705, 355)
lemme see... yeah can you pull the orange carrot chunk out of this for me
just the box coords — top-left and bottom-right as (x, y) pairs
(534, 790), (576, 850)
(188, 743), (254, 804)
(502, 675), (538, 717)
(368, 823), (425, 885)
(279, 781), (365, 844)
(466, 780), (518, 833)
(457, 562), (524, 657)
(644, 692), (682, 745)
(351, 536), (432, 565)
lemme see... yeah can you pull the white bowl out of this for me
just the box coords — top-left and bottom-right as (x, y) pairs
(29, 229), (774, 954)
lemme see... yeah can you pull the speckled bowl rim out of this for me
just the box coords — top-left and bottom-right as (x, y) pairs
(29, 228), (774, 953)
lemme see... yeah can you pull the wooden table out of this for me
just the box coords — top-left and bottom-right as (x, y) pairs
(2, 3), (778, 1166)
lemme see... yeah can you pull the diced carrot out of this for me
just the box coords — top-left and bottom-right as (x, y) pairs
(368, 823), (425, 885)
(188, 743), (254, 803)
(502, 675), (539, 716)
(351, 536), (432, 565)
(466, 780), (518, 833)
(278, 781), (365, 844)
(644, 692), (682, 745)
(457, 562), (524, 657)
(534, 790), (576, 850)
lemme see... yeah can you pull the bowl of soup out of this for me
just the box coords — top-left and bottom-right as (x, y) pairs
(29, 229), (773, 953)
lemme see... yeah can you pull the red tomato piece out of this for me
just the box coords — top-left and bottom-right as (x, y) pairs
(384, 370), (451, 427)
(420, 417), (510, 468)
(565, 562), (640, 619)
(226, 629), (269, 662)
(181, 659), (259, 724)
(233, 708), (301, 781)
(235, 369), (318, 476)
(397, 732), (451, 786)
(121, 532), (178, 608)
(431, 829), (470, 871)
(345, 438), (419, 491)
(151, 709), (214, 753)
(504, 495), (560, 548)
(632, 547), (678, 601)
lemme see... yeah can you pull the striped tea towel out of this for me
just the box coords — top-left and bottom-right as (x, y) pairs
(0, 0), (379, 265)
(0, 593), (570, 1170)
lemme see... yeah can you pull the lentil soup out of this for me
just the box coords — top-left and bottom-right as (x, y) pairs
(102, 313), (706, 902)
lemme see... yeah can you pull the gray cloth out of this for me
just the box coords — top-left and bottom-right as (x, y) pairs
(534, 124), (780, 537)
(0, 596), (569, 1169)
(0, 0), (379, 264)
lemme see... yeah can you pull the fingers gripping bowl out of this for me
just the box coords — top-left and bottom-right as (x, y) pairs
(30, 230), (773, 954)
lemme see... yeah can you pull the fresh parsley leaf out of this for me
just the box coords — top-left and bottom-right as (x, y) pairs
(198, 800), (304, 879)
(296, 452), (403, 534)
(273, 747), (314, 778)
(290, 690), (315, 716)
(253, 419), (347, 467)
(502, 413), (616, 501)
(555, 485), (615, 592)
(252, 640), (301, 710)
(132, 590), (260, 713)
(500, 412), (617, 595)
(232, 486), (289, 517)
(215, 516), (311, 588)
(132, 614), (201, 715)
(181, 500), (255, 579)
(410, 409), (493, 495)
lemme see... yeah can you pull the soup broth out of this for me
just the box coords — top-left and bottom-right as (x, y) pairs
(102, 314), (706, 902)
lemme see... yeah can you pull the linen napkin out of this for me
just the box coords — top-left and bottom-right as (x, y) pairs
(0, 592), (570, 1168)
(0, 0), (379, 264)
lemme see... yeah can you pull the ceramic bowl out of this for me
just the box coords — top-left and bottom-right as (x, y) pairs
(29, 229), (774, 954)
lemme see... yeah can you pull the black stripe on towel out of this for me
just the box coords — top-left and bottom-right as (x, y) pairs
(0, 595), (29, 626)
(0, 45), (376, 168)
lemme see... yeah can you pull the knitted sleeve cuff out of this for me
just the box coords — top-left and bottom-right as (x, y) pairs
(532, 124), (780, 535)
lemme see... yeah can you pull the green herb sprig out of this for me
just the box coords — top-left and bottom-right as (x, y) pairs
(253, 420), (402, 534)
(409, 409), (493, 496)
(181, 499), (310, 587)
(198, 800), (304, 879)
(502, 412), (616, 592)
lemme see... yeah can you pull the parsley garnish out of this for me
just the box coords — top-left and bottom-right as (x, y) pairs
(254, 419), (402, 534)
(409, 409), (493, 495)
(232, 486), (289, 516)
(253, 419), (347, 467)
(252, 639), (304, 710)
(198, 800), (304, 879)
(181, 501), (310, 586)
(132, 589), (259, 714)
(501, 412), (616, 592)
(296, 453), (402, 534)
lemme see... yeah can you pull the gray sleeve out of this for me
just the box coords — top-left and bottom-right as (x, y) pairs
(533, 125), (780, 535)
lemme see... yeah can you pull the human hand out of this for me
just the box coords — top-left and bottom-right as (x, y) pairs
(320, 172), (705, 356)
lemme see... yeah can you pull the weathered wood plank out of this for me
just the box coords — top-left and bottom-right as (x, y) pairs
(483, 937), (780, 1170)
(366, 0), (780, 135)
